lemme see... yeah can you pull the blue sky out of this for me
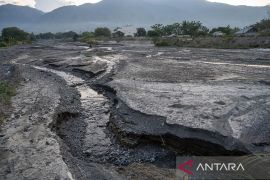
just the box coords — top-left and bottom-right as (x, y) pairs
(0, 0), (269, 12)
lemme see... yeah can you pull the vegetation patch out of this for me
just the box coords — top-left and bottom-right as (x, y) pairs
(0, 81), (16, 125)
(0, 27), (35, 48)
(153, 38), (174, 47)
(0, 41), (7, 48)
(0, 113), (5, 125)
(0, 81), (16, 105)
(148, 19), (270, 48)
(152, 36), (270, 49)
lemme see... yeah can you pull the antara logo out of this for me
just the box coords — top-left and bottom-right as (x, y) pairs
(196, 163), (245, 171)
(178, 160), (194, 175)
(178, 160), (245, 175)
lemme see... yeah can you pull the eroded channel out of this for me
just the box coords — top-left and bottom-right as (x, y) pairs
(32, 65), (176, 169)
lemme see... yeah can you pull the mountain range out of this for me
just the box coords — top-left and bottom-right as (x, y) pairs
(0, 0), (269, 33)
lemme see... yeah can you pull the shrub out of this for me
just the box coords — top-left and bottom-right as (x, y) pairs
(86, 39), (99, 46)
(81, 32), (95, 42)
(155, 41), (171, 46)
(94, 27), (111, 37)
(0, 114), (4, 124)
(153, 38), (172, 46)
(55, 31), (78, 39)
(0, 112), (6, 125)
(254, 19), (270, 32)
(0, 41), (7, 48)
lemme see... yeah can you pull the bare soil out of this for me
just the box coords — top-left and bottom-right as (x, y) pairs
(0, 40), (269, 179)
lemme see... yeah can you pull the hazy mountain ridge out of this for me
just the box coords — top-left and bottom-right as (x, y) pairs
(0, 0), (269, 32)
(0, 4), (44, 22)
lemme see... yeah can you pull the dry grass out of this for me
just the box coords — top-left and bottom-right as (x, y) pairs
(0, 81), (16, 125)
(0, 81), (16, 105)
(0, 114), (5, 125)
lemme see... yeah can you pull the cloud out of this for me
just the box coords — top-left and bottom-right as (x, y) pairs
(68, 0), (101, 5)
(207, 0), (270, 6)
(0, 0), (102, 11)
(0, 0), (36, 7)
(35, 0), (69, 12)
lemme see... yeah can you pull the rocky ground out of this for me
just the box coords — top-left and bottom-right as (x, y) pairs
(0, 40), (269, 179)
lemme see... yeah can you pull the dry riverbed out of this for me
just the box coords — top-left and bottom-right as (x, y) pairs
(0, 40), (270, 179)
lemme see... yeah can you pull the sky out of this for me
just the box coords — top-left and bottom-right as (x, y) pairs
(0, 0), (269, 12)
(208, 0), (270, 7)
(0, 0), (102, 12)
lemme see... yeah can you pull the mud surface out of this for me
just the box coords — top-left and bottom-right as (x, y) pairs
(0, 40), (270, 179)
(107, 44), (270, 154)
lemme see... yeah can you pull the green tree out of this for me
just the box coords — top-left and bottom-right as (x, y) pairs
(0, 41), (7, 48)
(147, 30), (159, 37)
(136, 28), (147, 37)
(113, 31), (125, 38)
(36, 32), (55, 39)
(254, 19), (270, 31)
(151, 24), (165, 36)
(181, 21), (209, 37)
(73, 34), (79, 41)
(162, 23), (182, 36)
(81, 32), (94, 40)
(198, 26), (209, 36)
(94, 27), (111, 37)
(2, 27), (29, 42)
(29, 33), (36, 41)
(171, 23), (182, 35)
(163, 24), (174, 36)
